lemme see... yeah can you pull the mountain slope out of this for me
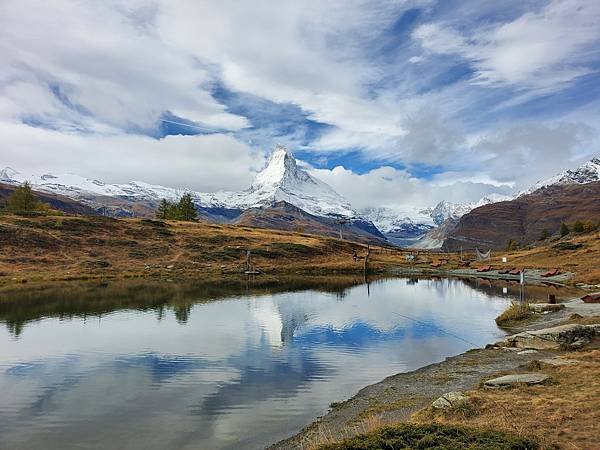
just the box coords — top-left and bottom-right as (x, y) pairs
(234, 201), (386, 244)
(363, 194), (512, 248)
(442, 181), (600, 251)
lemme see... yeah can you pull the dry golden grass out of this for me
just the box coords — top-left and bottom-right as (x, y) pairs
(0, 214), (414, 284)
(412, 349), (600, 450)
(489, 232), (600, 285)
(0, 214), (598, 285)
(301, 415), (385, 450)
(495, 301), (532, 327)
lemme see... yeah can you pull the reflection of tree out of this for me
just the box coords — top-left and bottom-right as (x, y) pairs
(173, 304), (192, 324)
(4, 321), (24, 338)
(156, 304), (165, 321)
(0, 275), (374, 337)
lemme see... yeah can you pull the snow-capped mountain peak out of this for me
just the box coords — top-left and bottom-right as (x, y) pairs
(521, 156), (600, 196)
(0, 167), (19, 183)
(252, 144), (300, 188)
(244, 145), (356, 217)
(430, 200), (473, 225)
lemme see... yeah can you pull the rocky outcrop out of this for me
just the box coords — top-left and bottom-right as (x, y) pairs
(431, 391), (468, 409)
(496, 323), (600, 350)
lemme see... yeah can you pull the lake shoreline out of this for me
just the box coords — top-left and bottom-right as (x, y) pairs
(269, 297), (600, 449)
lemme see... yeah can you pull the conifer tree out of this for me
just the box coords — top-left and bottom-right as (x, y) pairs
(6, 182), (39, 212)
(155, 199), (170, 220)
(177, 193), (197, 221)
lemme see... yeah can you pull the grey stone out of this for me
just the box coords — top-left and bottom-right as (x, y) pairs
(540, 357), (579, 366)
(432, 391), (468, 409)
(517, 350), (538, 355)
(529, 303), (565, 313)
(484, 373), (549, 388)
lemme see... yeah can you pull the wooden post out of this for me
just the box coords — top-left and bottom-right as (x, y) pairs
(363, 245), (371, 274)
(246, 250), (250, 272)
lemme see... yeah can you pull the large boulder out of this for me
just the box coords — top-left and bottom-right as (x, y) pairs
(431, 391), (468, 409)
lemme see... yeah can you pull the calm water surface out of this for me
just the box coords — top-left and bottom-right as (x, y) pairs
(0, 277), (572, 449)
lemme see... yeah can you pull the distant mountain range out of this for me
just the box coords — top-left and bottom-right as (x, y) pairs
(1, 149), (598, 247)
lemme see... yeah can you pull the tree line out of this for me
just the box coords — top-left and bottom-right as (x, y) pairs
(155, 194), (198, 221)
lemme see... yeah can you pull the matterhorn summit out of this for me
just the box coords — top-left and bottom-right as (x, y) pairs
(240, 145), (356, 218)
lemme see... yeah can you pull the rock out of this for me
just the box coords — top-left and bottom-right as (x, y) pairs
(540, 357), (579, 366)
(497, 324), (600, 350)
(517, 350), (538, 355)
(432, 391), (468, 409)
(166, 265), (174, 269)
(484, 373), (549, 388)
(529, 303), (565, 313)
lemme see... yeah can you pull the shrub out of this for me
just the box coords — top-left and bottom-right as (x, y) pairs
(539, 228), (549, 241)
(582, 220), (598, 233)
(318, 424), (538, 450)
(505, 239), (518, 251)
(572, 221), (584, 233)
(559, 222), (570, 237)
(495, 301), (531, 326)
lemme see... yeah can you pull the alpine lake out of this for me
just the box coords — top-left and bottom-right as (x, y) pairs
(0, 276), (577, 449)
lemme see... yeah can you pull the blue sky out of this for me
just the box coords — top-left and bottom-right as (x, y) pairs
(1, 0), (599, 209)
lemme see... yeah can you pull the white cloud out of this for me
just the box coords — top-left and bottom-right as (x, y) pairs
(310, 165), (510, 210)
(0, 0), (248, 131)
(1, 122), (262, 192)
(473, 122), (597, 189)
(413, 0), (600, 90)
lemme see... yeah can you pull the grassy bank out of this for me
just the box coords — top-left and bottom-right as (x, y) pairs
(0, 214), (406, 284)
(1, 214), (598, 286)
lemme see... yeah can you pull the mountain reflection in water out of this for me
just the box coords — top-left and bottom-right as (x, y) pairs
(0, 277), (576, 450)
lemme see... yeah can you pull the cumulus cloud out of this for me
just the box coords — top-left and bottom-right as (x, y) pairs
(1, 122), (262, 192)
(0, 0), (248, 131)
(413, 0), (600, 91)
(311, 165), (512, 210)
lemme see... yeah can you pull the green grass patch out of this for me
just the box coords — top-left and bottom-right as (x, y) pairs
(318, 423), (538, 450)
